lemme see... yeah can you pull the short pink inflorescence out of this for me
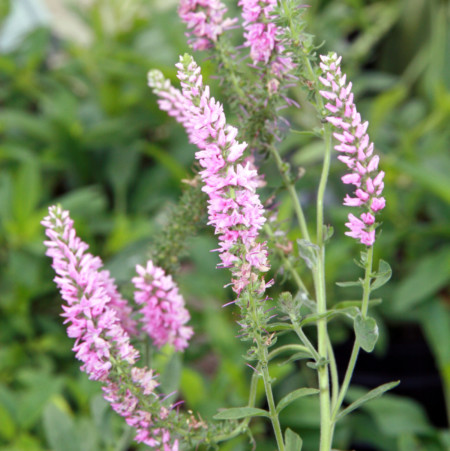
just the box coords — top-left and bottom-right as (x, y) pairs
(132, 260), (193, 352)
(42, 205), (184, 450)
(238, 0), (294, 77)
(318, 53), (386, 246)
(178, 0), (237, 51)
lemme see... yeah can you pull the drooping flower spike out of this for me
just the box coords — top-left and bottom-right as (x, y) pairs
(42, 206), (189, 449)
(179, 0), (237, 51)
(319, 53), (386, 246)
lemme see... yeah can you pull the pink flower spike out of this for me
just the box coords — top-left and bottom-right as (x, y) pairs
(319, 52), (385, 246)
(132, 260), (193, 352)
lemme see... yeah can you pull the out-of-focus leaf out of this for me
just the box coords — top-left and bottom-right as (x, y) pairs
(180, 368), (206, 409)
(337, 381), (400, 421)
(392, 247), (450, 312)
(0, 402), (16, 442)
(43, 402), (80, 451)
(285, 428), (303, 451)
(161, 352), (182, 395)
(346, 388), (432, 436)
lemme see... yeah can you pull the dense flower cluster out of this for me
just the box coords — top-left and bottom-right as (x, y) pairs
(179, 0), (237, 50)
(318, 53), (385, 246)
(238, 0), (293, 76)
(132, 260), (193, 351)
(42, 206), (183, 450)
(149, 56), (271, 295)
(42, 206), (139, 381)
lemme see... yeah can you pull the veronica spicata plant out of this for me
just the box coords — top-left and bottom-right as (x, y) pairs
(43, 1), (396, 450)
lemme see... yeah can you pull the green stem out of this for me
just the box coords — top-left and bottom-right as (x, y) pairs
(268, 144), (310, 241)
(290, 317), (321, 363)
(259, 344), (285, 451)
(331, 246), (374, 423)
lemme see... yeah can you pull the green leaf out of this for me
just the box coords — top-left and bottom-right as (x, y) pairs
(180, 368), (206, 409)
(213, 407), (270, 420)
(277, 352), (312, 366)
(392, 247), (450, 312)
(336, 381), (400, 421)
(161, 352), (182, 395)
(336, 279), (363, 288)
(43, 402), (80, 451)
(371, 260), (392, 291)
(276, 388), (320, 414)
(285, 428), (303, 450)
(0, 403), (16, 441)
(354, 313), (379, 352)
(334, 299), (382, 309)
(297, 239), (319, 269)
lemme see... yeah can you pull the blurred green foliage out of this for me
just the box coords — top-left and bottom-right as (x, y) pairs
(0, 0), (448, 450)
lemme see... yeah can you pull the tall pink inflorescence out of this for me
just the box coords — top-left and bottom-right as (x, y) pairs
(176, 55), (270, 294)
(238, 0), (294, 77)
(148, 56), (271, 295)
(179, 0), (237, 51)
(132, 260), (193, 352)
(42, 206), (182, 450)
(318, 53), (385, 246)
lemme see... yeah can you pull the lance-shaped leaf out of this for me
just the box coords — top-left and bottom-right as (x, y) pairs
(213, 407), (270, 420)
(354, 313), (379, 352)
(276, 388), (320, 414)
(336, 381), (400, 421)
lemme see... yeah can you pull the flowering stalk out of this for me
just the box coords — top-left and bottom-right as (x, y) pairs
(319, 52), (385, 246)
(42, 206), (209, 450)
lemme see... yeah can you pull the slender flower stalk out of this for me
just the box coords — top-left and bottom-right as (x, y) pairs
(132, 260), (193, 351)
(179, 0), (237, 51)
(318, 52), (385, 246)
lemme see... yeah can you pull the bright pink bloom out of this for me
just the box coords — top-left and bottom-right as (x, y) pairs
(176, 56), (270, 293)
(319, 53), (386, 246)
(42, 206), (183, 449)
(179, 0), (237, 50)
(150, 56), (270, 294)
(42, 205), (138, 381)
(132, 260), (193, 351)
